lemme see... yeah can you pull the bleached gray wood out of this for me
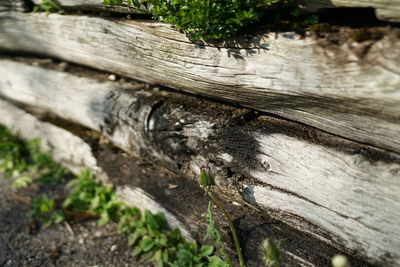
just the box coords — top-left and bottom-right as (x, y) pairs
(0, 100), (99, 175)
(0, 59), (399, 265)
(0, 12), (399, 154)
(0, 99), (193, 240)
(0, 95), (350, 267)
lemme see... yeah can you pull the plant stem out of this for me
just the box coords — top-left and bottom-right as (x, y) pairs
(208, 190), (246, 267)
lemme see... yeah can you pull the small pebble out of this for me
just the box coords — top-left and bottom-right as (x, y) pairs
(168, 184), (178, 189)
(110, 244), (118, 252)
(78, 237), (84, 244)
(94, 231), (102, 238)
(108, 74), (117, 81)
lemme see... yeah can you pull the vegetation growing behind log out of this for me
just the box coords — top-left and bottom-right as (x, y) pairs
(102, 0), (317, 39)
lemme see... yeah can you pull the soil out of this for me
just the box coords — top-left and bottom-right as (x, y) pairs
(0, 175), (143, 267)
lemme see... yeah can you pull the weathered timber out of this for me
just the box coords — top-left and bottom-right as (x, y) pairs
(0, 99), (369, 266)
(0, 12), (399, 153)
(0, 98), (193, 240)
(0, 59), (399, 265)
(0, 100), (99, 174)
(32, 0), (400, 22)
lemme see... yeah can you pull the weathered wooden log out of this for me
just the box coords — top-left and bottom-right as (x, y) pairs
(0, 100), (99, 174)
(0, 98), (193, 240)
(0, 59), (399, 265)
(1, 11), (399, 153)
(1, 98), (370, 266)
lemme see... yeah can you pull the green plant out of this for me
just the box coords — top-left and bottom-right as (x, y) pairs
(62, 168), (230, 266)
(63, 169), (123, 226)
(30, 194), (65, 227)
(104, 0), (280, 40)
(33, 0), (61, 13)
(199, 169), (245, 267)
(0, 125), (67, 189)
(0, 125), (232, 266)
(262, 239), (282, 267)
(204, 202), (231, 266)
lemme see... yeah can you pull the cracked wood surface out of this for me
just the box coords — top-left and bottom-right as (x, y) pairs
(0, 59), (399, 265)
(0, 100), (366, 267)
(0, 98), (193, 240)
(0, 12), (400, 154)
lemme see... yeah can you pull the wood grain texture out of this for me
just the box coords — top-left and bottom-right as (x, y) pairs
(0, 98), (193, 239)
(0, 97), (365, 267)
(0, 59), (399, 265)
(1, 12), (399, 153)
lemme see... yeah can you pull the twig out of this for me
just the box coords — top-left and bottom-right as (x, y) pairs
(10, 193), (30, 205)
(64, 221), (75, 236)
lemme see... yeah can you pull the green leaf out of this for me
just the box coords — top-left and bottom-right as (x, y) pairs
(145, 210), (161, 235)
(199, 245), (214, 258)
(139, 237), (155, 252)
(208, 256), (229, 267)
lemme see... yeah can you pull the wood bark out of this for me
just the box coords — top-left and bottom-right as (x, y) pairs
(0, 11), (399, 153)
(0, 59), (399, 265)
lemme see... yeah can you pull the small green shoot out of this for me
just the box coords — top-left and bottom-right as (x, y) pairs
(262, 238), (282, 267)
(33, 0), (61, 13)
(199, 169), (245, 267)
(204, 202), (231, 266)
(0, 125), (67, 189)
(30, 194), (65, 227)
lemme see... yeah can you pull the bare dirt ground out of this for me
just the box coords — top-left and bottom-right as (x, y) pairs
(0, 175), (145, 267)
